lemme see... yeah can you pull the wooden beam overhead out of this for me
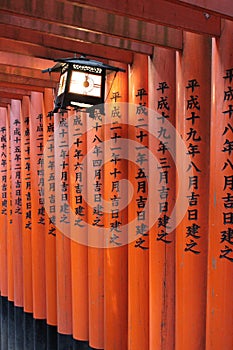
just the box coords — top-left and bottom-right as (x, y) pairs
(0, 73), (57, 89)
(0, 81), (45, 93)
(0, 51), (55, 71)
(0, 0), (227, 105)
(0, 63), (59, 84)
(0, 24), (134, 64)
(0, 87), (31, 100)
(164, 0), (233, 20)
(0, 103), (9, 108)
(0, 13), (154, 56)
(0, 0), (183, 50)
(0, 87), (30, 95)
(0, 37), (100, 62)
(0, 92), (24, 100)
(62, 0), (221, 35)
(0, 98), (12, 105)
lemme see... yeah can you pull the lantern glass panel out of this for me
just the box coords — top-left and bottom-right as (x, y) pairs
(69, 71), (102, 97)
(57, 71), (68, 96)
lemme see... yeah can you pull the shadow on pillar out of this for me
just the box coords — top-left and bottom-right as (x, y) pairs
(1, 297), (8, 349)
(24, 312), (34, 349)
(0, 296), (95, 349)
(8, 300), (15, 350)
(14, 306), (24, 349)
(33, 318), (47, 350)
(47, 324), (58, 349)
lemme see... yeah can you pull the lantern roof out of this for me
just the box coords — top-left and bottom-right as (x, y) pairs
(42, 56), (126, 74)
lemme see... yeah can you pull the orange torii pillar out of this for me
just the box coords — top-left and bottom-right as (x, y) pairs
(0, 107), (8, 298)
(43, 88), (57, 327)
(128, 53), (149, 350)
(30, 91), (46, 319)
(148, 47), (176, 349)
(206, 19), (233, 350)
(87, 106), (105, 349)
(104, 62), (128, 350)
(10, 99), (23, 307)
(6, 104), (14, 302)
(176, 32), (211, 350)
(54, 111), (72, 335)
(69, 110), (89, 341)
(21, 95), (33, 313)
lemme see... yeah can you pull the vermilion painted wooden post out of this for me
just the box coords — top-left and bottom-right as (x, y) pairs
(6, 104), (14, 302)
(21, 95), (33, 313)
(104, 62), (128, 350)
(87, 106), (104, 349)
(10, 99), (23, 307)
(30, 91), (46, 318)
(128, 53), (149, 350)
(43, 88), (57, 326)
(175, 32), (211, 350)
(206, 20), (233, 350)
(0, 107), (8, 297)
(54, 111), (72, 334)
(148, 47), (176, 350)
(69, 110), (89, 341)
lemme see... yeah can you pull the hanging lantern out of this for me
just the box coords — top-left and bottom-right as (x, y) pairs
(42, 56), (125, 112)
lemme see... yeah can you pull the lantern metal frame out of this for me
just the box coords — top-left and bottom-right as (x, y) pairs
(42, 56), (125, 112)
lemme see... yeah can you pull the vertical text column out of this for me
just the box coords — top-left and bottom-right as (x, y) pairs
(69, 109), (89, 341)
(104, 63), (128, 350)
(43, 88), (57, 326)
(10, 99), (23, 307)
(0, 107), (8, 297)
(149, 48), (176, 350)
(54, 111), (72, 334)
(206, 20), (233, 350)
(176, 33), (211, 350)
(87, 107), (104, 349)
(30, 91), (46, 318)
(21, 96), (33, 313)
(128, 53), (149, 350)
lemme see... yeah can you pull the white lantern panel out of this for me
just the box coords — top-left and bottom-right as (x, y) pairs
(69, 71), (102, 97)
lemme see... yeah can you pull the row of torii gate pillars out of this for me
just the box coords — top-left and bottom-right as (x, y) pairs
(0, 20), (232, 350)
